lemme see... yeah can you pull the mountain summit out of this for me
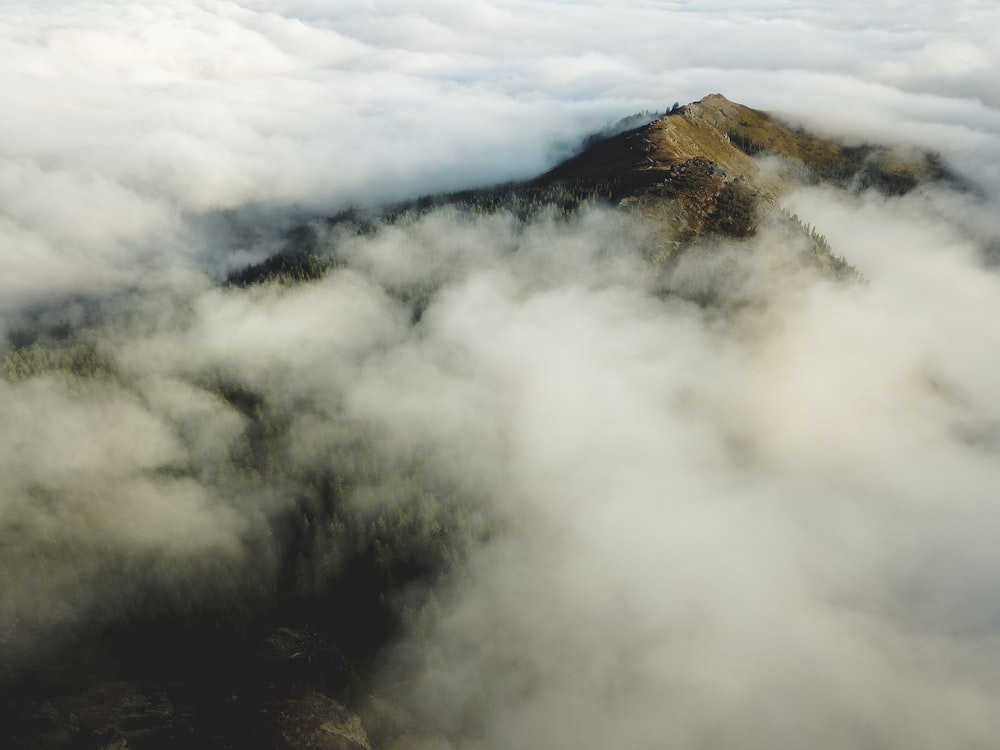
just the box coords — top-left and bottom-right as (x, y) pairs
(535, 93), (945, 256)
(542, 93), (942, 199)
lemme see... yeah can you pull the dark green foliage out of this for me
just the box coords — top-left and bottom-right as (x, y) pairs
(227, 171), (652, 289)
(728, 127), (949, 198)
(783, 210), (864, 282)
(2, 334), (117, 383)
(0, 103), (948, 747)
(580, 109), (666, 150)
(727, 128), (764, 156)
(852, 161), (918, 196)
(709, 181), (759, 238)
(228, 250), (337, 287)
(1, 318), (490, 667)
(228, 224), (341, 287)
(0, 327), (492, 746)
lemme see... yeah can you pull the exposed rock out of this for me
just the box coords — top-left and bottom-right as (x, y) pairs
(276, 692), (371, 750)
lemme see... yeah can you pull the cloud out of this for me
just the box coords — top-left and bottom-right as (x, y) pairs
(2, 0), (996, 312)
(351, 208), (1000, 748)
(3, 0), (1000, 745)
(172, 208), (964, 748)
(3, 196), (1000, 744)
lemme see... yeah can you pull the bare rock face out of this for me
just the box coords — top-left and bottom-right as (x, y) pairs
(276, 692), (371, 750)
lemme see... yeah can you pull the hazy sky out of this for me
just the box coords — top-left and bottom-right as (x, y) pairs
(3, 3), (1000, 748)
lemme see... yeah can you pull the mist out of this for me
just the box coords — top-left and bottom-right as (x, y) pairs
(5, 201), (1000, 745)
(353, 207), (1000, 748)
(3, 1), (1000, 748)
(4, 1), (999, 306)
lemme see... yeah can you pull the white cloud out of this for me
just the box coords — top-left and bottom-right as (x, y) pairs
(349, 208), (1000, 748)
(1, 0), (997, 312)
(3, 1), (1000, 744)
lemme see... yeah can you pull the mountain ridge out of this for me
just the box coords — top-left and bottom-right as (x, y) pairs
(0, 93), (968, 750)
(540, 93), (945, 197)
(231, 93), (949, 289)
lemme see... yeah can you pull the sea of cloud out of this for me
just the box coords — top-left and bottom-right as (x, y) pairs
(3, 1), (1000, 747)
(2, 1), (998, 307)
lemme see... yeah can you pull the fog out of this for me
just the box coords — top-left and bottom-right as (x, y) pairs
(357, 208), (1000, 748)
(3, 1), (1000, 747)
(4, 1), (999, 306)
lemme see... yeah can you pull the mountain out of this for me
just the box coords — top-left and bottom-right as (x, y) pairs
(547, 93), (944, 191)
(1, 95), (956, 750)
(543, 93), (944, 253)
(232, 94), (948, 289)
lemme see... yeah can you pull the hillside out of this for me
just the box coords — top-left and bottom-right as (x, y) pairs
(0, 95), (958, 750)
(233, 94), (948, 290)
(540, 93), (944, 200)
(537, 93), (946, 261)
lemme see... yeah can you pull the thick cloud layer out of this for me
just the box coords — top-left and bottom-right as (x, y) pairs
(2, 1), (999, 309)
(355, 208), (1000, 748)
(3, 1), (1000, 747)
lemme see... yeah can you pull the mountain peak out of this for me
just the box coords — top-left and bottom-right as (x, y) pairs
(542, 93), (941, 196)
(527, 94), (947, 258)
(537, 93), (759, 187)
(231, 94), (950, 288)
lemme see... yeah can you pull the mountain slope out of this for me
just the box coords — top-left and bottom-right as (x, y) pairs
(540, 93), (943, 198)
(0, 94), (966, 750)
(537, 93), (946, 261)
(232, 94), (948, 290)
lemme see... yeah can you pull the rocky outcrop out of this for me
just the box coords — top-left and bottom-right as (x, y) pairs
(277, 692), (371, 750)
